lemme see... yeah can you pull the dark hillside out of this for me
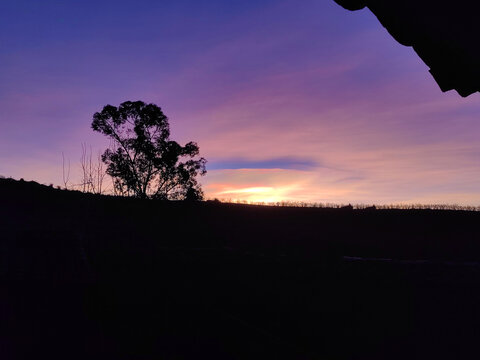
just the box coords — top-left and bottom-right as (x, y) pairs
(2, 178), (480, 359)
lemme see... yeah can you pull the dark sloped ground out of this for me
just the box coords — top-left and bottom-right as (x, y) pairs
(334, 0), (480, 97)
(2, 178), (480, 359)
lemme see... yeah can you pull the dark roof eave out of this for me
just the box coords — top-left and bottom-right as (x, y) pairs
(334, 0), (480, 97)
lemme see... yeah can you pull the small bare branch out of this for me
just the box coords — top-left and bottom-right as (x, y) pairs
(62, 152), (70, 190)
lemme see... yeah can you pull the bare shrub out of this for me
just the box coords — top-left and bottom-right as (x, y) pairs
(80, 143), (107, 195)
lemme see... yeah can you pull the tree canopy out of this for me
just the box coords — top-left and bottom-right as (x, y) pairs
(91, 101), (206, 200)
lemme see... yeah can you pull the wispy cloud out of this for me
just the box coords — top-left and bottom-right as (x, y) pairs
(207, 157), (318, 171)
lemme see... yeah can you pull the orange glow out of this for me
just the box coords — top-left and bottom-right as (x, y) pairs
(219, 187), (273, 194)
(217, 186), (284, 203)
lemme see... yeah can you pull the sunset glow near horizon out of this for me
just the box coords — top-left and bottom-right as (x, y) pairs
(1, 0), (480, 205)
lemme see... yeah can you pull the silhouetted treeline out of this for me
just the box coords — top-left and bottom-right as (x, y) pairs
(211, 198), (480, 211)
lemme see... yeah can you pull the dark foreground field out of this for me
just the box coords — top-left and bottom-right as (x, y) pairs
(2, 178), (480, 359)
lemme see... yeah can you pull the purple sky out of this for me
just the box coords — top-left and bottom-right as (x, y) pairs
(1, 0), (479, 204)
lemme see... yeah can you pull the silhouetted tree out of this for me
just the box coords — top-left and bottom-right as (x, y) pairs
(91, 101), (206, 200)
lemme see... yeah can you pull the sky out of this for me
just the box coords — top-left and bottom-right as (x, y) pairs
(1, 0), (479, 205)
